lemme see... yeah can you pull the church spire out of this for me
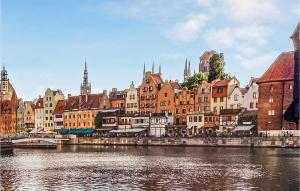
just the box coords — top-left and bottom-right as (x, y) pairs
(143, 62), (146, 78)
(152, 61), (154, 74)
(159, 64), (162, 76)
(81, 60), (91, 95)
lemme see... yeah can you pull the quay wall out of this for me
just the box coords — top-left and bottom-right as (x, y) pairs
(62, 136), (300, 148)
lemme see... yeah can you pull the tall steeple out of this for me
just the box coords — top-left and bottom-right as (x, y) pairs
(188, 61), (191, 76)
(159, 64), (162, 76)
(184, 59), (187, 80)
(143, 62), (146, 78)
(80, 60), (91, 96)
(152, 61), (155, 74)
(1, 63), (9, 94)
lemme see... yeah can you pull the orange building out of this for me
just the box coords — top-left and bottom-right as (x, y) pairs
(64, 93), (110, 128)
(0, 66), (18, 135)
(109, 88), (126, 111)
(195, 81), (213, 113)
(174, 87), (195, 125)
(139, 71), (163, 114)
(156, 81), (181, 114)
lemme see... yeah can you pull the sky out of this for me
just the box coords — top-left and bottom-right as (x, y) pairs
(1, 0), (299, 100)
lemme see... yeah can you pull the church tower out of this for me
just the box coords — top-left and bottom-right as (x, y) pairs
(80, 61), (91, 96)
(1, 65), (9, 94)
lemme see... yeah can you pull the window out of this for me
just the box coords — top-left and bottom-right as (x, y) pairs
(204, 96), (208, 102)
(189, 117), (192, 122)
(164, 93), (168, 97)
(198, 116), (202, 122)
(194, 116), (197, 122)
(268, 110), (275, 116)
(220, 97), (224, 102)
(289, 84), (293, 90)
(50, 103), (52, 107)
(198, 97), (202, 103)
(217, 87), (223, 93)
(182, 109), (186, 114)
(214, 98), (217, 103)
(269, 97), (273, 103)
(269, 85), (273, 92)
(253, 92), (257, 99)
(176, 109), (179, 114)
(250, 102), (254, 109)
(234, 95), (238, 101)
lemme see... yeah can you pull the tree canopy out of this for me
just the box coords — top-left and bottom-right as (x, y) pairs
(181, 72), (208, 90)
(94, 112), (103, 129)
(208, 53), (231, 82)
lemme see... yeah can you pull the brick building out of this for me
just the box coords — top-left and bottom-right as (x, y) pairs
(109, 88), (126, 111)
(156, 81), (180, 114)
(194, 81), (213, 113)
(0, 66), (18, 135)
(139, 70), (163, 114)
(174, 87), (195, 125)
(257, 52), (297, 135)
(199, 50), (216, 75)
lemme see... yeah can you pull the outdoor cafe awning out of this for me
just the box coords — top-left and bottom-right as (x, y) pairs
(234, 125), (254, 132)
(110, 128), (146, 134)
(59, 128), (96, 135)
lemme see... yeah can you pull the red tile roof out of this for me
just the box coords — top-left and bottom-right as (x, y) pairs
(53, 100), (66, 115)
(257, 52), (295, 83)
(64, 93), (109, 111)
(200, 50), (216, 61)
(213, 79), (229, 87)
(239, 88), (248, 95)
(35, 98), (44, 109)
(170, 81), (181, 89)
(151, 73), (163, 84)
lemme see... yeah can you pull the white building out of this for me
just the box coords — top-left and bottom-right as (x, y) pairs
(243, 78), (259, 110)
(228, 86), (246, 109)
(150, 113), (173, 137)
(131, 115), (150, 128)
(34, 97), (44, 132)
(186, 111), (205, 136)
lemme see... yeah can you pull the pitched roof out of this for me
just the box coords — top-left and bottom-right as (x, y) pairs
(213, 79), (229, 87)
(151, 73), (163, 84)
(109, 90), (125, 100)
(64, 93), (108, 111)
(257, 52), (295, 83)
(239, 88), (248, 95)
(169, 81), (181, 89)
(200, 50), (216, 61)
(53, 100), (66, 115)
(35, 98), (44, 109)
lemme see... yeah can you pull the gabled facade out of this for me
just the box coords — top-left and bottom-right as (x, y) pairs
(211, 77), (239, 114)
(43, 88), (65, 131)
(139, 71), (163, 114)
(34, 97), (44, 131)
(53, 100), (66, 130)
(125, 82), (139, 114)
(228, 86), (246, 109)
(23, 101), (35, 131)
(17, 99), (25, 133)
(244, 78), (259, 110)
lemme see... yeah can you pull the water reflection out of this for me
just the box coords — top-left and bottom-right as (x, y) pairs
(0, 146), (299, 190)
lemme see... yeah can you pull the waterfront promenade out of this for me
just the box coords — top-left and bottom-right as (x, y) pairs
(61, 136), (300, 148)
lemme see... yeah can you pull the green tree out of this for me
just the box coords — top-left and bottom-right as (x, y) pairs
(182, 72), (208, 90)
(208, 53), (231, 82)
(94, 112), (103, 129)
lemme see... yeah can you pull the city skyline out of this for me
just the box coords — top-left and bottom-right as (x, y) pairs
(1, 0), (299, 100)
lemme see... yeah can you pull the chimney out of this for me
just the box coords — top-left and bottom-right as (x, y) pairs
(112, 88), (117, 92)
(68, 94), (71, 97)
(103, 90), (107, 95)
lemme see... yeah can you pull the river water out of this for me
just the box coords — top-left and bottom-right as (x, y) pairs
(0, 146), (299, 191)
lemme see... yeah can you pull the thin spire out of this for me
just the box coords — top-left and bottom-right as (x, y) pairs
(143, 62), (146, 78)
(159, 64), (162, 76)
(188, 61), (191, 75)
(152, 61), (154, 74)
(184, 58), (187, 76)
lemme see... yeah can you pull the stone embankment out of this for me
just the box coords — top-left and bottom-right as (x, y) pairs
(60, 136), (300, 148)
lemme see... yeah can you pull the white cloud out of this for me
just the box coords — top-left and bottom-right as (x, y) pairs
(165, 14), (209, 42)
(235, 51), (278, 70)
(223, 0), (282, 22)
